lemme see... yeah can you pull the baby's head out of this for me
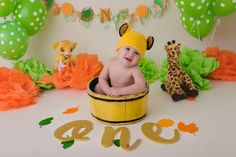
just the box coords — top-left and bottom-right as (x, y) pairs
(52, 40), (77, 59)
(115, 23), (154, 67)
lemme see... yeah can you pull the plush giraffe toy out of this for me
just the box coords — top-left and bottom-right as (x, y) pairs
(161, 40), (198, 101)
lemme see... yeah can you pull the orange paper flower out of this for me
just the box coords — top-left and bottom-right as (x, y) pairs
(0, 67), (39, 111)
(40, 53), (103, 90)
(135, 5), (149, 18)
(61, 2), (74, 16)
(205, 47), (236, 81)
(177, 122), (199, 135)
(157, 119), (174, 127)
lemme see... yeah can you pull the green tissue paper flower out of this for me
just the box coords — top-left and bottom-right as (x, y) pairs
(159, 47), (219, 90)
(139, 57), (159, 84)
(14, 58), (54, 90)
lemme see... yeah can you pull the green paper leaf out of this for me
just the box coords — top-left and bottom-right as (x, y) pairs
(38, 117), (53, 128)
(139, 57), (159, 84)
(14, 58), (54, 90)
(61, 140), (75, 149)
(154, 0), (163, 8)
(113, 139), (120, 147)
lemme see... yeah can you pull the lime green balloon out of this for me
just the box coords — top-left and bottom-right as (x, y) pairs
(0, 21), (29, 60)
(13, 0), (47, 36)
(0, 0), (16, 17)
(180, 11), (216, 40)
(210, 0), (236, 16)
(175, 0), (211, 18)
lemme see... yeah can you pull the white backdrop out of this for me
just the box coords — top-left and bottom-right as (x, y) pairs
(1, 0), (236, 68)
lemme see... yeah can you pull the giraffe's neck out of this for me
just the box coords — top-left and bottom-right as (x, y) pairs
(167, 52), (180, 67)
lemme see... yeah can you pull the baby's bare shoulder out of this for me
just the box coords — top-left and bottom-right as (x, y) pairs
(106, 58), (116, 65)
(130, 66), (142, 72)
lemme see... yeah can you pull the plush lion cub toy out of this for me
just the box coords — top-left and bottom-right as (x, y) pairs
(52, 40), (77, 71)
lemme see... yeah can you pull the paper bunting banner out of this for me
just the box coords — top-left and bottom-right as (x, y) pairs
(52, 0), (169, 29)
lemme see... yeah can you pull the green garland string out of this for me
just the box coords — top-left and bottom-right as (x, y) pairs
(139, 57), (159, 84)
(159, 47), (219, 90)
(14, 58), (54, 90)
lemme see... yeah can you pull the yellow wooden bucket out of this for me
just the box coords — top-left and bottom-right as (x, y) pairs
(87, 77), (148, 125)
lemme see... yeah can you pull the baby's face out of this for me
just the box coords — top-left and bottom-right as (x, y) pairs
(117, 46), (141, 68)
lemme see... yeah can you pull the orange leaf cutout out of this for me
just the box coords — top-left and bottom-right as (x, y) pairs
(61, 2), (74, 16)
(135, 4), (149, 18)
(177, 122), (199, 135)
(157, 119), (174, 127)
(63, 106), (79, 114)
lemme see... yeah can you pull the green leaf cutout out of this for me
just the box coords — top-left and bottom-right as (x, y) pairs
(113, 139), (120, 147)
(38, 117), (53, 128)
(61, 140), (75, 149)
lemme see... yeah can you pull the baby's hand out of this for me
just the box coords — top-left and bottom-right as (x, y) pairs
(103, 87), (113, 96)
(106, 87), (121, 96)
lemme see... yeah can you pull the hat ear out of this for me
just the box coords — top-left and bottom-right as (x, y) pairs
(146, 36), (154, 50)
(119, 23), (130, 37)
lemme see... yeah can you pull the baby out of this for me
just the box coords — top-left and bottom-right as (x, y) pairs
(95, 23), (154, 96)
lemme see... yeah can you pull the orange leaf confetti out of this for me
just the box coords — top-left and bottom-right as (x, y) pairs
(135, 4), (149, 18)
(177, 122), (199, 135)
(61, 2), (74, 16)
(63, 106), (79, 114)
(157, 119), (174, 127)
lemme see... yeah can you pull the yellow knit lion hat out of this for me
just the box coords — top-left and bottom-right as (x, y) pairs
(115, 23), (154, 59)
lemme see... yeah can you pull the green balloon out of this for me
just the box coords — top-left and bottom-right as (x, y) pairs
(210, 0), (236, 16)
(0, 21), (29, 60)
(13, 0), (47, 36)
(0, 0), (16, 17)
(180, 11), (216, 40)
(175, 0), (211, 18)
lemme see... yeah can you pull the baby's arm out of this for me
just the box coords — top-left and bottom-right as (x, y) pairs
(98, 61), (112, 95)
(117, 67), (146, 95)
